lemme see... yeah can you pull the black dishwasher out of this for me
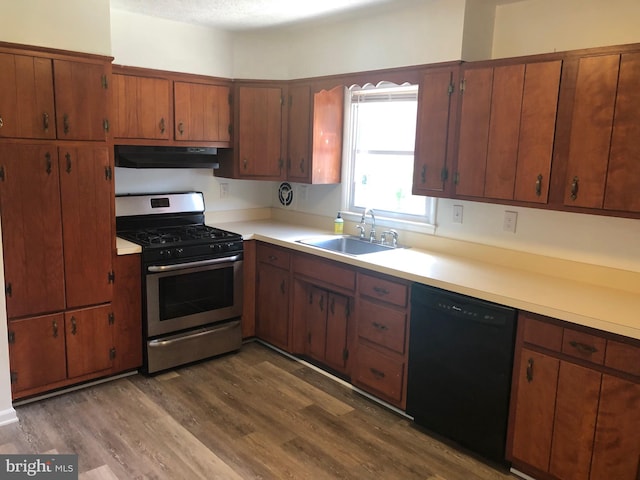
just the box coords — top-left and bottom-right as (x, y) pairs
(407, 283), (517, 466)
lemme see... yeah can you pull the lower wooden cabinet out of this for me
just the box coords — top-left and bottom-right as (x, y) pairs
(508, 312), (640, 480)
(255, 243), (291, 350)
(352, 272), (410, 409)
(112, 254), (143, 373)
(299, 283), (350, 375)
(8, 304), (115, 400)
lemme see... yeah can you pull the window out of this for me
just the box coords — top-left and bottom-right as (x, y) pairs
(344, 83), (434, 228)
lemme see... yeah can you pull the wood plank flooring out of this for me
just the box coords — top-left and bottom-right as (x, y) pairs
(0, 342), (517, 479)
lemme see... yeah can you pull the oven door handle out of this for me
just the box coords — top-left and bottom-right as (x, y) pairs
(147, 255), (241, 272)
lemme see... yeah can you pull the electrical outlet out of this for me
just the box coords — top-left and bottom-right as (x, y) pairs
(297, 184), (308, 205)
(453, 205), (463, 224)
(220, 183), (229, 199)
(503, 210), (518, 233)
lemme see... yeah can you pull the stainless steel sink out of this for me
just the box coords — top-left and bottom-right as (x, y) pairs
(297, 235), (398, 256)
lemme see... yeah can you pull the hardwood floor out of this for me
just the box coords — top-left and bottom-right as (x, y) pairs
(0, 342), (516, 479)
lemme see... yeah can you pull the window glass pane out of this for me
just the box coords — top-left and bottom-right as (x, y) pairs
(348, 84), (429, 220)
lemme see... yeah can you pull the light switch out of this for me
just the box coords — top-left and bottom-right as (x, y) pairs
(453, 205), (463, 224)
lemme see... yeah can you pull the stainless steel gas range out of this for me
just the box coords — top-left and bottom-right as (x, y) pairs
(115, 192), (243, 373)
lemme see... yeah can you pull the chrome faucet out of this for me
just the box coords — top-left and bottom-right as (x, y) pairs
(360, 208), (376, 242)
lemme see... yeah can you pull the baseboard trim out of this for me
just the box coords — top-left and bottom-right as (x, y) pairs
(0, 407), (18, 426)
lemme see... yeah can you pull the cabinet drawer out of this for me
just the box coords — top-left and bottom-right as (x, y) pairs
(292, 254), (355, 291)
(521, 313), (563, 351)
(257, 244), (290, 270)
(605, 339), (640, 377)
(358, 299), (407, 354)
(562, 329), (606, 365)
(358, 273), (407, 307)
(353, 343), (404, 403)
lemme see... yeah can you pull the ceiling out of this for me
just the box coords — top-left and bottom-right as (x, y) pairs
(109, 0), (408, 31)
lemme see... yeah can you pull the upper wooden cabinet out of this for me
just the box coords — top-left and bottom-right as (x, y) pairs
(287, 84), (344, 184)
(236, 84), (285, 179)
(455, 59), (561, 203)
(112, 74), (170, 140)
(0, 51), (110, 141)
(0, 53), (56, 139)
(174, 81), (231, 143)
(111, 67), (232, 146)
(412, 66), (459, 196)
(563, 52), (640, 213)
(53, 59), (110, 141)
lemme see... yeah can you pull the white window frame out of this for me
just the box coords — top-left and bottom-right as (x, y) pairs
(341, 83), (437, 235)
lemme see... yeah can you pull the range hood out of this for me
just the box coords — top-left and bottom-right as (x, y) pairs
(114, 145), (219, 169)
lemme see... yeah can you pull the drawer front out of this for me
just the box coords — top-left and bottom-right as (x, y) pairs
(562, 329), (606, 365)
(353, 343), (404, 403)
(257, 244), (290, 270)
(292, 254), (355, 291)
(521, 313), (563, 351)
(605, 339), (640, 377)
(358, 273), (407, 307)
(358, 299), (407, 354)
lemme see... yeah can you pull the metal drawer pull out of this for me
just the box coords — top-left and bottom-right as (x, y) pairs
(43, 112), (49, 131)
(526, 358), (534, 382)
(535, 174), (543, 196)
(147, 255), (240, 272)
(569, 340), (598, 355)
(70, 317), (77, 335)
(370, 368), (385, 379)
(373, 286), (390, 296)
(52, 320), (58, 338)
(372, 322), (388, 332)
(570, 176), (579, 200)
(268, 255), (278, 262)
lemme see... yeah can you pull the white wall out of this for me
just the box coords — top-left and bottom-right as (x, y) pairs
(492, 0), (640, 58)
(0, 0), (111, 55)
(110, 9), (234, 77)
(232, 0), (467, 79)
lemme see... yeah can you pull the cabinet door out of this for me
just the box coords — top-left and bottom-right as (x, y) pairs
(0, 53), (55, 139)
(324, 292), (349, 372)
(65, 305), (114, 379)
(413, 67), (457, 196)
(455, 67), (493, 197)
(0, 144), (65, 318)
(510, 349), (559, 472)
(590, 375), (640, 479)
(174, 82), (231, 143)
(256, 262), (289, 349)
(112, 74), (170, 140)
(58, 145), (113, 308)
(53, 59), (108, 141)
(286, 84), (311, 183)
(484, 64), (525, 200)
(237, 86), (284, 178)
(564, 54), (620, 208)
(305, 285), (327, 361)
(112, 254), (143, 372)
(549, 361), (601, 480)
(310, 86), (344, 184)
(513, 60), (561, 203)
(604, 52), (640, 213)
(8, 313), (66, 395)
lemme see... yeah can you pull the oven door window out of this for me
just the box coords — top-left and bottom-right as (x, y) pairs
(158, 267), (233, 321)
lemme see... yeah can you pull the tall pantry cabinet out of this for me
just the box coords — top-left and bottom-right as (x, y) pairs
(0, 43), (116, 400)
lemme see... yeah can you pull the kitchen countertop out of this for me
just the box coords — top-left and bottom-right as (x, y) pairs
(117, 219), (640, 341)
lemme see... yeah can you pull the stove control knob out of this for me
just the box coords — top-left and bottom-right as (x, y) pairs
(174, 248), (184, 257)
(160, 249), (171, 258)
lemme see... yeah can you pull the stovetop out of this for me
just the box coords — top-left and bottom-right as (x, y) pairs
(118, 224), (240, 248)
